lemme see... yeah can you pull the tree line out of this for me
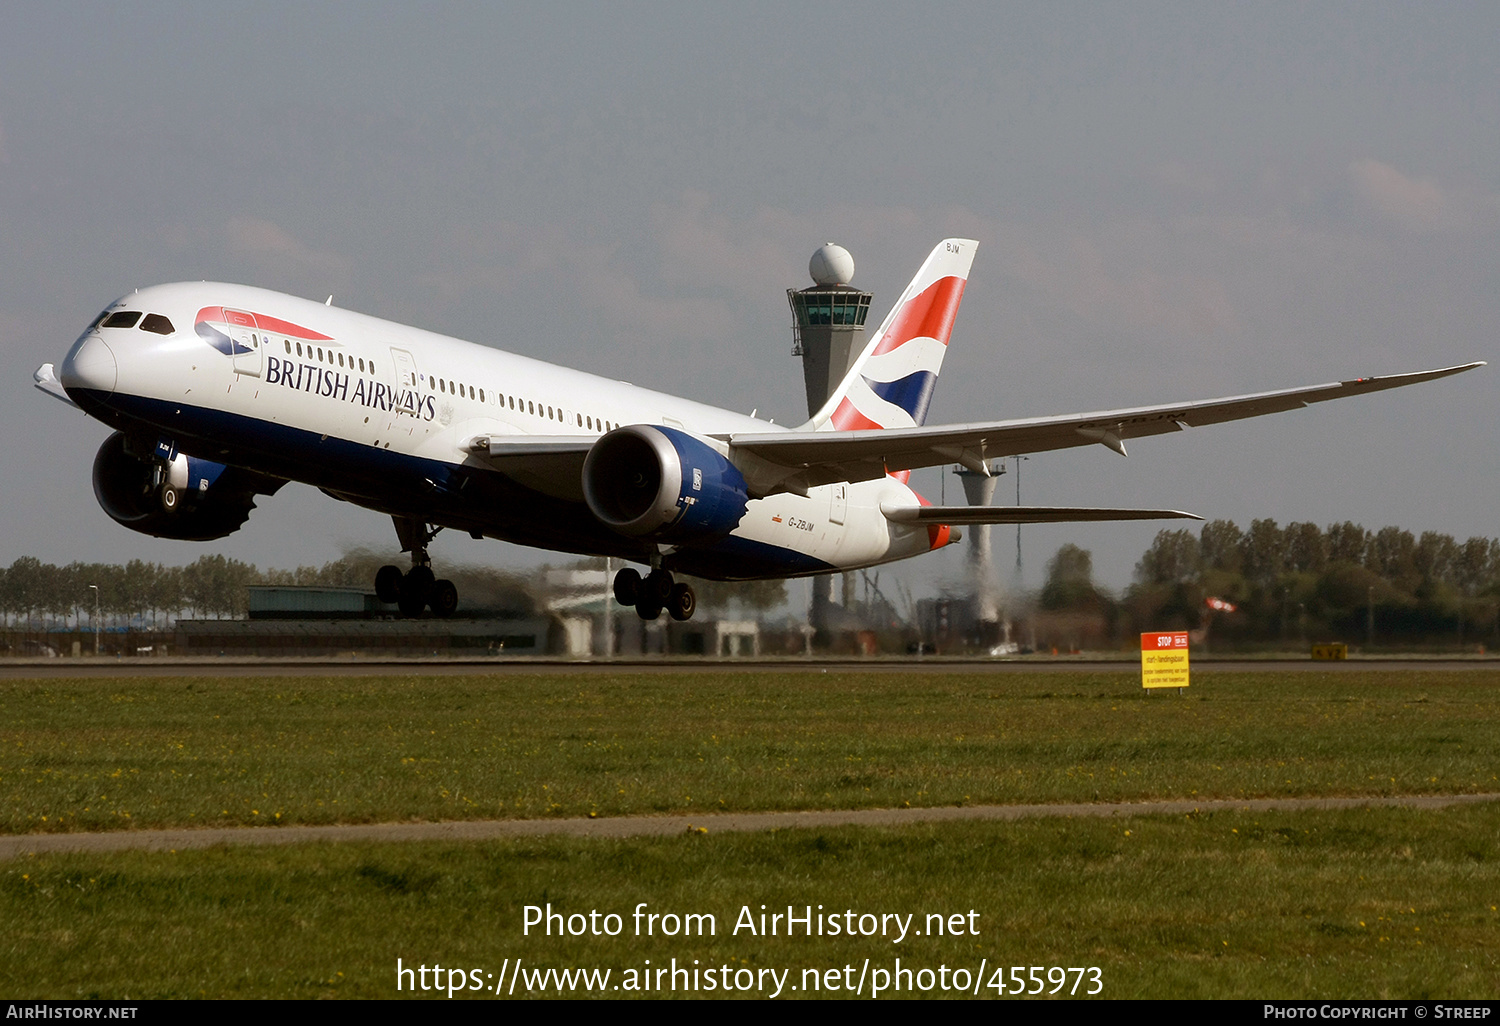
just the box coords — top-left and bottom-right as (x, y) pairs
(0, 553), (396, 628)
(1041, 520), (1500, 646)
(5, 519), (1495, 641)
(0, 550), (783, 628)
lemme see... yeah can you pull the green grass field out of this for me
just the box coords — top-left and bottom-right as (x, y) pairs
(2, 669), (1499, 832)
(3, 806), (1497, 999)
(2, 667), (1498, 999)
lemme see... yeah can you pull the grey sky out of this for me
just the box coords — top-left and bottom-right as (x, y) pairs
(3, 3), (1495, 599)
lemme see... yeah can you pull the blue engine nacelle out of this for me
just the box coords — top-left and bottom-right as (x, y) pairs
(91, 432), (280, 541)
(582, 425), (749, 544)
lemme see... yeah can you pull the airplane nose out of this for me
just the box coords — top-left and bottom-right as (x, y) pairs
(59, 334), (117, 395)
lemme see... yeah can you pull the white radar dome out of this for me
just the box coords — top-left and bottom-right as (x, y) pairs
(809, 243), (855, 286)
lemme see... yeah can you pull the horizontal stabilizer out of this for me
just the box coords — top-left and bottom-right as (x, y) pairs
(880, 503), (1202, 525)
(33, 364), (80, 410)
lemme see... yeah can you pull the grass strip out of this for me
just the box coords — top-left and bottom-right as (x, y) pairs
(2, 804), (1497, 999)
(3, 670), (1499, 833)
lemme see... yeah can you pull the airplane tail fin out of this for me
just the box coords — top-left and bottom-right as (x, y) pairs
(807, 238), (978, 432)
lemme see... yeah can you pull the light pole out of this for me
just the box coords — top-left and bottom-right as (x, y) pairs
(602, 556), (613, 659)
(1012, 455), (1029, 577)
(88, 584), (100, 657)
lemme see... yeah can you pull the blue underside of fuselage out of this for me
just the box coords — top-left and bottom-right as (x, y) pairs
(71, 388), (835, 581)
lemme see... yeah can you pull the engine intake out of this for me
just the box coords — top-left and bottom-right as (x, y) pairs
(92, 432), (272, 541)
(582, 425), (749, 543)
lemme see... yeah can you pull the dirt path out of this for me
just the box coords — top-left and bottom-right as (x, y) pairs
(3, 793), (1495, 860)
(3, 656), (1496, 679)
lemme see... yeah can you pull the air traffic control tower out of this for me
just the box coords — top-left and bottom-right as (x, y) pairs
(787, 244), (872, 418)
(789, 245), (873, 635)
(955, 464), (1005, 645)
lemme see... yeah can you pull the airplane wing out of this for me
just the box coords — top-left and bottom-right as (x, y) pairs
(880, 503), (1202, 525)
(722, 362), (1484, 495)
(468, 435), (593, 501)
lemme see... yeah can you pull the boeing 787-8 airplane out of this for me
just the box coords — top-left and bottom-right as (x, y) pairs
(35, 239), (1481, 621)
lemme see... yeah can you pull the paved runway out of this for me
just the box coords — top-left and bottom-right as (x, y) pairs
(3, 793), (1495, 860)
(1, 656), (1495, 679)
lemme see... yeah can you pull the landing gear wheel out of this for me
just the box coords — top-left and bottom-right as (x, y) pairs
(398, 565), (435, 617)
(430, 579), (458, 618)
(644, 568), (675, 605)
(397, 589), (426, 617)
(668, 582), (696, 622)
(160, 485), (180, 513)
(635, 598), (663, 621)
(613, 567), (641, 606)
(404, 565), (435, 599)
(374, 565), (403, 604)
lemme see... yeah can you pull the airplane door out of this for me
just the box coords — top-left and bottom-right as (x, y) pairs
(830, 482), (847, 525)
(223, 309), (262, 377)
(390, 348), (420, 415)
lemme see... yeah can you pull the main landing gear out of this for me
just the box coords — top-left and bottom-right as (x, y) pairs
(377, 518), (459, 618)
(613, 566), (695, 622)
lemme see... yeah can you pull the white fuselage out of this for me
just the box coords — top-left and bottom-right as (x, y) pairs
(60, 282), (948, 579)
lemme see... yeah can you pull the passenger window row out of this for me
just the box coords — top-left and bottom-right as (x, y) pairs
(283, 338), (373, 375)
(426, 374), (617, 434)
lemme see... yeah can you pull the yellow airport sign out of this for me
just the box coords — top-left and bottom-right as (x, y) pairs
(1141, 631), (1190, 689)
(1311, 643), (1348, 660)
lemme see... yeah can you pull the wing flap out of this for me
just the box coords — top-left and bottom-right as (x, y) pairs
(468, 435), (594, 502)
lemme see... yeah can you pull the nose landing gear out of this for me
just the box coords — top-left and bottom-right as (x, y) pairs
(612, 566), (695, 621)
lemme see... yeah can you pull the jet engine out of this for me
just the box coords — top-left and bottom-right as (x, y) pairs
(91, 432), (278, 541)
(582, 425), (749, 544)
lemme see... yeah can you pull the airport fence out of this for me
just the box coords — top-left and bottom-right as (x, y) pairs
(0, 627), (170, 659)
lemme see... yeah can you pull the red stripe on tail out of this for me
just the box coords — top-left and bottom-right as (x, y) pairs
(830, 398), (882, 431)
(871, 276), (966, 356)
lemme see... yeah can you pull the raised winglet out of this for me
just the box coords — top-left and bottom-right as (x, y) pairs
(33, 364), (81, 410)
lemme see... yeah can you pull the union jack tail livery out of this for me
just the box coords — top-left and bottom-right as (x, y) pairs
(810, 238), (978, 432)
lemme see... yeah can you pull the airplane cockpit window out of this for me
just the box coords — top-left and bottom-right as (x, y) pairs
(138, 313), (175, 335)
(102, 311), (143, 329)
